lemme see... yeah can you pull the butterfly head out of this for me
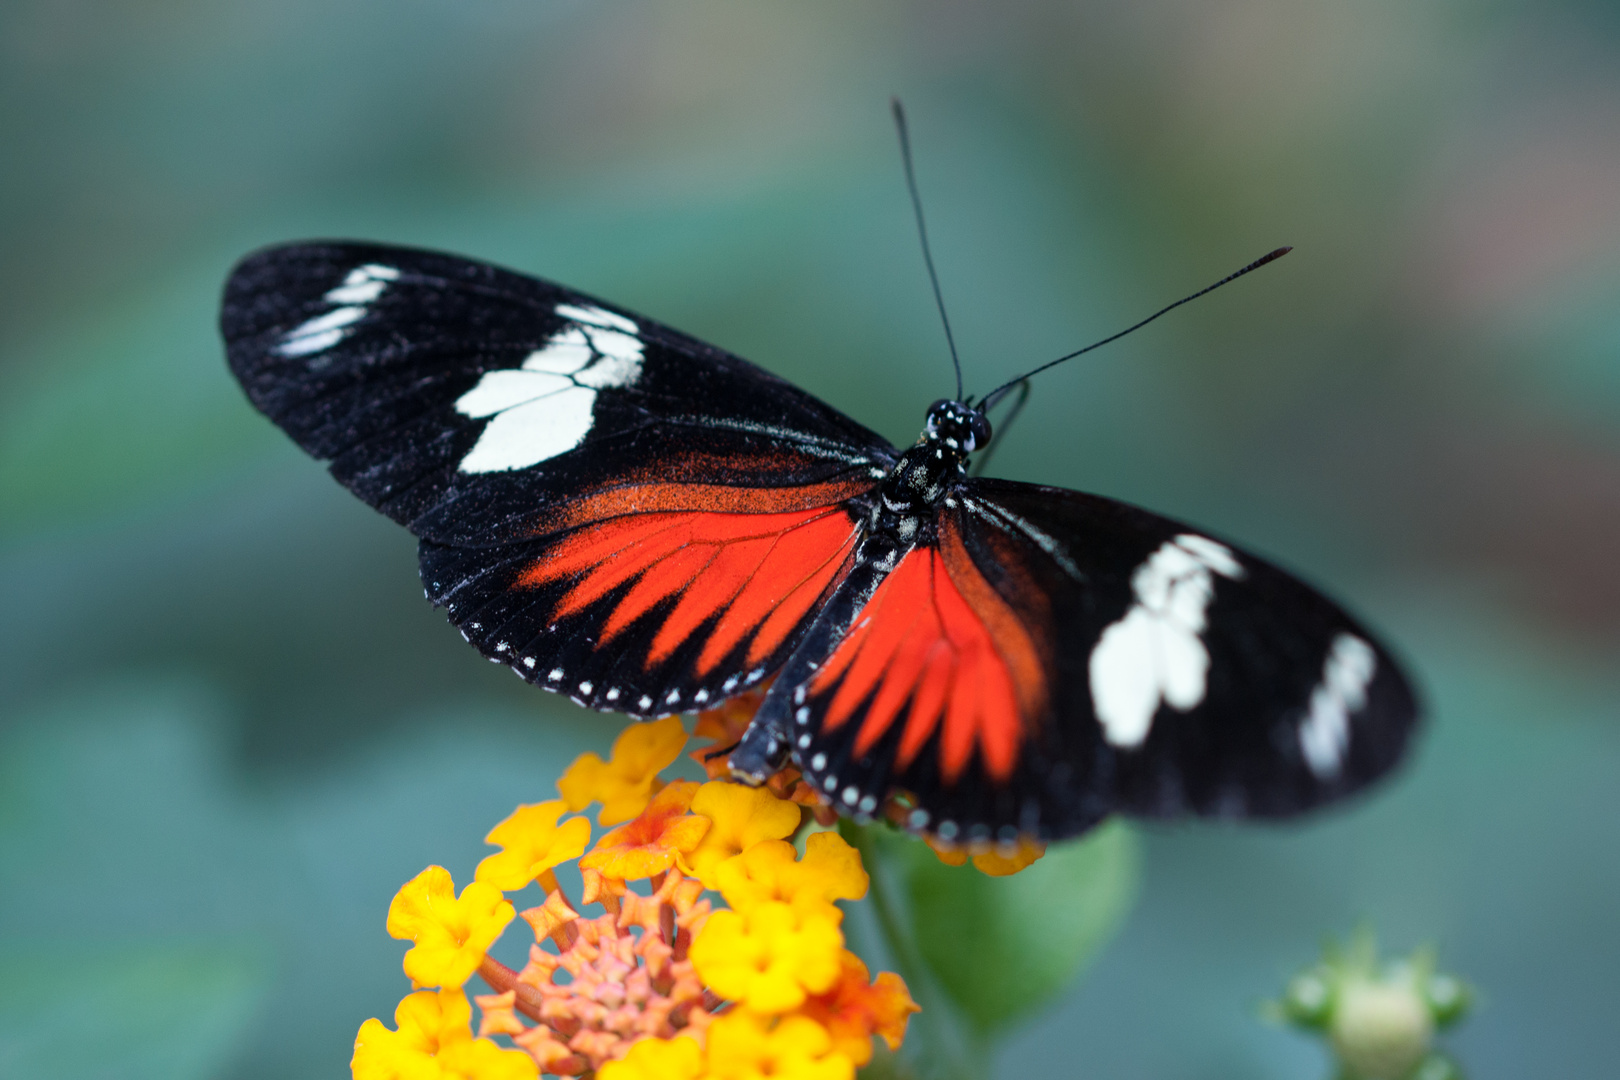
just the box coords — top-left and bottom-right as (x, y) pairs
(924, 399), (992, 455)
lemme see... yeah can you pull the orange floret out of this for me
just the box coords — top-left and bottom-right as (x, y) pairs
(579, 780), (710, 881)
(926, 833), (1047, 876)
(799, 951), (919, 1065)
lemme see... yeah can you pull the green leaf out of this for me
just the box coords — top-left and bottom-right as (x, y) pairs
(877, 820), (1140, 1042)
(0, 940), (272, 1080)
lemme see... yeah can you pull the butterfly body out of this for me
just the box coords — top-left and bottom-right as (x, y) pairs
(729, 404), (985, 777)
(222, 241), (1419, 843)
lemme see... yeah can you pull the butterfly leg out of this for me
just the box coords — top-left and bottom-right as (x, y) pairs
(727, 708), (792, 784)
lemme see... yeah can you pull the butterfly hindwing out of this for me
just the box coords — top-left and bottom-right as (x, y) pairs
(222, 241), (897, 712)
(788, 477), (1419, 841)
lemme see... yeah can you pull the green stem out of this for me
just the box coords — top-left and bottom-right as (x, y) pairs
(844, 823), (993, 1080)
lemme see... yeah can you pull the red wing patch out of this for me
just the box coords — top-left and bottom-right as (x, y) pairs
(808, 521), (1048, 783)
(517, 479), (865, 676)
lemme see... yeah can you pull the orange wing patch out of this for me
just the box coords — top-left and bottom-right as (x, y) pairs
(517, 483), (862, 676)
(808, 524), (1047, 784)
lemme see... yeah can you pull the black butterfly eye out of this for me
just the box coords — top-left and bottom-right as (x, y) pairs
(967, 410), (992, 451)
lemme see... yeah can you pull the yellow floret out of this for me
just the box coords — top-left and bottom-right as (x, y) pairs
(686, 780), (804, 888)
(713, 832), (868, 921)
(558, 716), (688, 825)
(596, 1035), (704, 1080)
(474, 800), (592, 892)
(352, 987), (537, 1080)
(703, 1011), (854, 1080)
(386, 866), (514, 988)
(689, 900), (844, 1013)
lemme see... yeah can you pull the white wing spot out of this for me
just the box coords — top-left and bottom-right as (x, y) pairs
(665, 690), (681, 705)
(1299, 634), (1377, 778)
(1090, 534), (1245, 748)
(841, 787), (859, 805)
(276, 306), (364, 357)
(579, 681), (593, 695)
(548, 669), (564, 683)
(694, 689), (709, 704)
(454, 304), (644, 473)
(555, 303), (636, 333)
(810, 753), (827, 771)
(638, 695), (654, 710)
(276, 264), (400, 357)
(322, 263), (399, 304)
(605, 687), (620, 702)
(522, 656), (536, 669)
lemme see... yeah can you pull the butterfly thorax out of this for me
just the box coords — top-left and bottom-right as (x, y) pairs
(864, 399), (989, 543)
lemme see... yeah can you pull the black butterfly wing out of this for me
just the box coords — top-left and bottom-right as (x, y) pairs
(222, 241), (896, 713)
(787, 476), (1419, 842)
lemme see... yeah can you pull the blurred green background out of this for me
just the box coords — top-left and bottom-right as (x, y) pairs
(3, 1), (1618, 1077)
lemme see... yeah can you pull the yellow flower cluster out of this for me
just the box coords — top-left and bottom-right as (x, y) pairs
(354, 713), (917, 1080)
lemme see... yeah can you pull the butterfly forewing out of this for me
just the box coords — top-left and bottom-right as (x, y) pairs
(222, 242), (897, 713)
(787, 476), (1419, 841)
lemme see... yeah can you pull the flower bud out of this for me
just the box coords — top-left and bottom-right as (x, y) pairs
(1329, 975), (1434, 1079)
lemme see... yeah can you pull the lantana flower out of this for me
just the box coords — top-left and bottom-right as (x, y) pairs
(712, 832), (869, 922)
(685, 781), (803, 888)
(558, 716), (687, 825)
(689, 686), (837, 818)
(476, 800), (592, 892)
(595, 1035), (704, 1080)
(579, 780), (710, 880)
(388, 867), (516, 988)
(703, 1010), (854, 1080)
(798, 951), (920, 1066)
(353, 986), (537, 1080)
(687, 900), (845, 1012)
(359, 698), (943, 1079)
(926, 833), (1047, 876)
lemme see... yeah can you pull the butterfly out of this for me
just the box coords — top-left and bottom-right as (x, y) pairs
(221, 240), (1418, 846)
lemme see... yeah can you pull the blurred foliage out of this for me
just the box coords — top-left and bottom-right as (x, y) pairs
(846, 819), (1139, 1074)
(2, 0), (1618, 1078)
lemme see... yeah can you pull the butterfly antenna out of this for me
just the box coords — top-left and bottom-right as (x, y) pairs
(970, 377), (1031, 477)
(979, 246), (1292, 411)
(892, 98), (965, 402)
